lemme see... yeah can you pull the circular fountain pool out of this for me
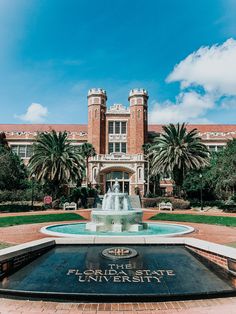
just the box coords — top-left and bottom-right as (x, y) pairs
(41, 222), (194, 237)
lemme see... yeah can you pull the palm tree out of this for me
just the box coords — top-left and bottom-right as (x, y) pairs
(28, 130), (85, 198)
(150, 123), (209, 196)
(79, 143), (96, 186)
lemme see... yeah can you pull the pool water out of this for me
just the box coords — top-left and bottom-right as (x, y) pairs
(42, 222), (194, 237)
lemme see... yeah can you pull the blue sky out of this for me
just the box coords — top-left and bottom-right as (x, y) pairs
(0, 0), (236, 124)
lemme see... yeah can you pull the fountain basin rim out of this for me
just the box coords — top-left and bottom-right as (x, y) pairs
(91, 209), (143, 215)
(40, 222), (195, 238)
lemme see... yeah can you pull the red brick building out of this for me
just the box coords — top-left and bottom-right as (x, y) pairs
(1, 88), (236, 195)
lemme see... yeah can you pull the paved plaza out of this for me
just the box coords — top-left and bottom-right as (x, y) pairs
(0, 210), (235, 313)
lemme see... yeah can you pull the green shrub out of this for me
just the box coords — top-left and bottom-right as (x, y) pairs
(221, 205), (236, 212)
(69, 186), (98, 208)
(87, 187), (98, 198)
(0, 204), (42, 213)
(0, 189), (44, 203)
(190, 199), (224, 207)
(141, 198), (158, 208)
(141, 197), (190, 209)
(171, 198), (190, 210)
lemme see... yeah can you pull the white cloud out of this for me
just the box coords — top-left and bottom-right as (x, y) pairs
(149, 38), (236, 124)
(16, 103), (48, 123)
(166, 38), (236, 96)
(149, 91), (214, 124)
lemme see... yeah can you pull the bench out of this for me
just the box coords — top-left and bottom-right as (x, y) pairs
(63, 202), (77, 210)
(159, 202), (173, 211)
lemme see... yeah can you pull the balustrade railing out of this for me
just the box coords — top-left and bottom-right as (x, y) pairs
(91, 153), (145, 162)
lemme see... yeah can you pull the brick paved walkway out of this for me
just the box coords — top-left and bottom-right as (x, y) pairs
(0, 296), (236, 313)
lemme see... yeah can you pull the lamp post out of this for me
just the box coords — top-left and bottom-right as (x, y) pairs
(31, 173), (36, 211)
(199, 173), (203, 211)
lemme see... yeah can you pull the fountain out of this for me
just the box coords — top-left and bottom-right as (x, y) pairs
(85, 179), (147, 232)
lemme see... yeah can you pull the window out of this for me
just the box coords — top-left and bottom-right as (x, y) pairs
(106, 171), (129, 181)
(10, 145), (33, 158)
(121, 122), (126, 134)
(11, 145), (18, 155)
(115, 121), (120, 134)
(217, 146), (224, 152)
(115, 143), (120, 152)
(208, 146), (216, 152)
(138, 168), (142, 180)
(108, 142), (127, 154)
(121, 142), (126, 153)
(124, 172), (129, 179)
(108, 143), (113, 153)
(109, 121), (127, 135)
(19, 146), (27, 158)
(108, 121), (114, 134)
(93, 168), (97, 180)
(26, 145), (33, 158)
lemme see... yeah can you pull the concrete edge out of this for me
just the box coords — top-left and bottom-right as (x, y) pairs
(0, 237), (235, 261)
(0, 238), (56, 262)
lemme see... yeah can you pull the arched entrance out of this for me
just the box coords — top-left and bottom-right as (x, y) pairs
(105, 171), (130, 194)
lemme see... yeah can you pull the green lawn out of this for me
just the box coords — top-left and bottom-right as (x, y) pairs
(0, 213), (84, 227)
(150, 213), (236, 227)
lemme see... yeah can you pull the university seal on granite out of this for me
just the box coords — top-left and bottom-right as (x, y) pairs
(101, 247), (138, 260)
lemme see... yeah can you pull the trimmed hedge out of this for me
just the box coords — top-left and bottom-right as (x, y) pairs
(141, 197), (190, 209)
(220, 204), (236, 213)
(0, 204), (42, 213)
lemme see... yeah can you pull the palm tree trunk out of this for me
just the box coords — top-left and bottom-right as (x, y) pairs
(86, 157), (89, 187)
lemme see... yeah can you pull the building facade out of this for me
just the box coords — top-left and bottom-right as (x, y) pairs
(87, 88), (148, 195)
(1, 88), (236, 196)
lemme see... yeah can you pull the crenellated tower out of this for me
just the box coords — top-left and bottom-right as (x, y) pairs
(87, 88), (107, 154)
(128, 89), (148, 154)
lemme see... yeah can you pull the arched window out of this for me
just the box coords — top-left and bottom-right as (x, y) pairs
(93, 168), (97, 181)
(138, 168), (142, 180)
(95, 109), (98, 118)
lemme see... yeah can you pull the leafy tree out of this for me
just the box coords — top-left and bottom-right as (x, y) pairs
(183, 168), (215, 201)
(28, 131), (85, 198)
(150, 123), (209, 196)
(208, 139), (236, 199)
(0, 135), (27, 190)
(79, 142), (96, 186)
(183, 139), (236, 201)
(0, 132), (9, 152)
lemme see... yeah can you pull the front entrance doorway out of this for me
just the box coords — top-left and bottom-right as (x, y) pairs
(105, 171), (130, 194)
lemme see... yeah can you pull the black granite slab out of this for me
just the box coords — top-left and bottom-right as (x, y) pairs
(0, 245), (235, 301)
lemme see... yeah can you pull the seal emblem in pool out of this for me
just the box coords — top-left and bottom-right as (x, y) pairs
(102, 247), (138, 259)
